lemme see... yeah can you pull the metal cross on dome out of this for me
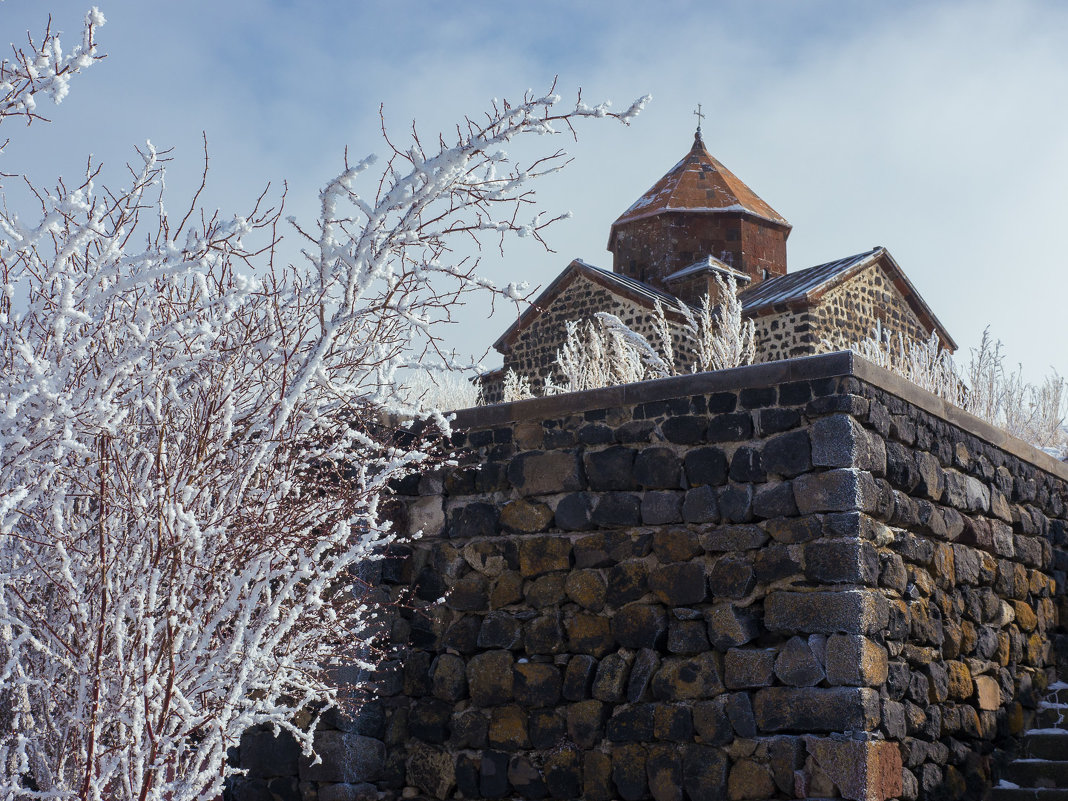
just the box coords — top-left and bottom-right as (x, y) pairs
(693, 103), (705, 134)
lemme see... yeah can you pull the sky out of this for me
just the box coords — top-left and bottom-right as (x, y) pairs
(4, 0), (1068, 378)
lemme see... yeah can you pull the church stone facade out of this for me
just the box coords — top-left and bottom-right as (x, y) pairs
(483, 131), (954, 403)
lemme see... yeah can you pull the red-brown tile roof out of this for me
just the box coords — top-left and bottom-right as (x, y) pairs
(611, 132), (791, 232)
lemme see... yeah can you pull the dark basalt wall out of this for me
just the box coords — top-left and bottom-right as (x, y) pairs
(231, 352), (1068, 801)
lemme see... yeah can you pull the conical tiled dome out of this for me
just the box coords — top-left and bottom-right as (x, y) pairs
(611, 131), (789, 231)
(607, 132), (791, 298)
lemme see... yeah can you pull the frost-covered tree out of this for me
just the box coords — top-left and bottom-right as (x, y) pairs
(0, 9), (648, 796)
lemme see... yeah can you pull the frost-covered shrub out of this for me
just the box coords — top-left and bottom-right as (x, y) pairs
(847, 324), (1067, 457)
(0, 17), (648, 796)
(546, 272), (754, 393)
(849, 320), (964, 406)
(502, 368), (535, 402)
(400, 368), (482, 410)
(548, 319), (650, 393)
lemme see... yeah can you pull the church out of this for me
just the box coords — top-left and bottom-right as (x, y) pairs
(481, 125), (955, 403)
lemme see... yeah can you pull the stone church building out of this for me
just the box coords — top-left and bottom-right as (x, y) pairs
(482, 129), (954, 402)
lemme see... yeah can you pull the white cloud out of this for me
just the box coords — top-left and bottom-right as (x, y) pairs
(5, 0), (1068, 376)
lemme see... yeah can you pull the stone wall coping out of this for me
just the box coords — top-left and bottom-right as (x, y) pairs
(453, 351), (1068, 482)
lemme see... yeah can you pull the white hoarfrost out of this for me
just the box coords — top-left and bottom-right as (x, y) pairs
(548, 272), (754, 393)
(0, 8), (104, 124)
(0, 19), (648, 797)
(847, 323), (1067, 457)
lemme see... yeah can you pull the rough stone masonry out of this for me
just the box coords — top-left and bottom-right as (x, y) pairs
(230, 351), (1068, 801)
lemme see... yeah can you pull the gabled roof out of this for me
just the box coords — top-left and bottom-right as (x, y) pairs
(609, 132), (791, 247)
(664, 255), (751, 285)
(739, 247), (957, 351)
(493, 248), (955, 357)
(493, 259), (684, 354)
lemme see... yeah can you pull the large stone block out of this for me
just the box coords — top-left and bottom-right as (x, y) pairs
(634, 447), (683, 489)
(488, 705), (530, 750)
(794, 469), (879, 515)
(500, 498), (554, 533)
(682, 485), (719, 523)
(567, 700), (606, 748)
(804, 540), (880, 586)
(693, 698), (733, 745)
(651, 653), (725, 700)
(507, 755), (547, 798)
(825, 634), (888, 687)
(762, 429), (812, 477)
(724, 648), (776, 689)
(518, 535), (572, 577)
(662, 415), (708, 444)
(592, 653), (632, 702)
(592, 493), (642, 527)
(563, 654), (597, 700)
(707, 412), (753, 443)
(478, 610), (522, 650)
(555, 492), (595, 531)
(652, 527), (702, 562)
(765, 590), (889, 635)
(567, 613), (615, 656)
(682, 745), (729, 801)
(753, 481), (798, 519)
(606, 703), (655, 742)
(727, 759), (775, 801)
(641, 491), (683, 525)
(974, 675), (1002, 711)
(684, 447), (729, 487)
(584, 750), (614, 801)
(612, 604), (669, 650)
(584, 446), (636, 490)
(708, 555), (755, 599)
(447, 502), (499, 539)
(612, 743), (649, 801)
(406, 742), (456, 798)
(544, 746), (583, 799)
(811, 414), (887, 475)
(646, 744), (684, 801)
(467, 650), (514, 705)
(753, 687), (881, 732)
(430, 652), (468, 701)
(298, 732), (386, 783)
(804, 737), (903, 801)
(729, 445), (766, 483)
(514, 662), (562, 708)
(508, 450), (585, 495)
(774, 636), (824, 687)
(607, 559), (649, 606)
(649, 562), (707, 606)
(462, 540), (510, 577)
(565, 569), (607, 611)
(240, 728), (300, 778)
(705, 603), (762, 650)
(406, 495), (445, 537)
(479, 749), (510, 798)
